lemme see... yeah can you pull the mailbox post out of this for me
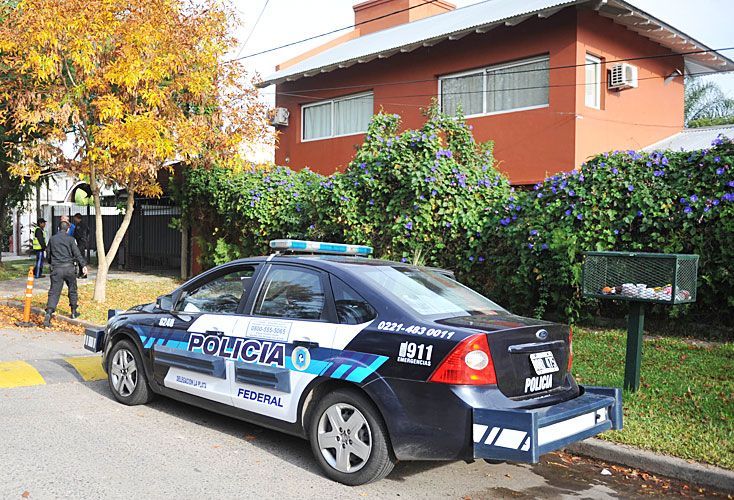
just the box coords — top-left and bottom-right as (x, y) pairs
(582, 252), (698, 392)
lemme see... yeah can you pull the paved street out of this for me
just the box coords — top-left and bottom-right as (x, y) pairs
(0, 327), (726, 499)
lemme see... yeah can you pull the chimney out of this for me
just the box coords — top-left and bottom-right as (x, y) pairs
(353, 0), (456, 36)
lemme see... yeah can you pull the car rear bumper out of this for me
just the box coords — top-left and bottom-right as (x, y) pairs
(472, 386), (622, 463)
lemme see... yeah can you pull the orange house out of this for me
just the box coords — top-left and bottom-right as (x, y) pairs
(259, 0), (733, 185)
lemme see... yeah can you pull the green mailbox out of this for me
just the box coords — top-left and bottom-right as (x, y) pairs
(582, 251), (698, 391)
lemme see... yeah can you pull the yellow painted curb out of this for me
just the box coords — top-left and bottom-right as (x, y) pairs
(0, 360), (46, 388)
(64, 356), (106, 382)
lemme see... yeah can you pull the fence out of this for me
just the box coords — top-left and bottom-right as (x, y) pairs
(50, 197), (181, 271)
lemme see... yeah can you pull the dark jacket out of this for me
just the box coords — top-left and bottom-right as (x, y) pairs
(73, 220), (89, 246)
(34, 227), (47, 251)
(47, 231), (86, 268)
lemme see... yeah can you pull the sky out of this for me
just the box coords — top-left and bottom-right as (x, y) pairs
(230, 0), (734, 105)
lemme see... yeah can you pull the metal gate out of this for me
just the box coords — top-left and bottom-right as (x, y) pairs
(50, 197), (181, 271)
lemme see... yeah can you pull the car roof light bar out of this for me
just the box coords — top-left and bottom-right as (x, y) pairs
(269, 239), (373, 256)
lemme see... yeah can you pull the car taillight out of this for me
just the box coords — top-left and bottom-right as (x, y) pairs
(429, 334), (497, 385)
(568, 326), (573, 372)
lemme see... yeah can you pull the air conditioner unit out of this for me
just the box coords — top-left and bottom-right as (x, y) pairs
(608, 63), (638, 90)
(269, 107), (290, 127)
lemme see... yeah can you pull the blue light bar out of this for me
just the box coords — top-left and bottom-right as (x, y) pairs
(269, 239), (373, 256)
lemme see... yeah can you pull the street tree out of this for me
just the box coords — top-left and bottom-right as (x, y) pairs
(0, 0), (270, 301)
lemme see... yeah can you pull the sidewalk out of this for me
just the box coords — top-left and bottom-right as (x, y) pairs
(0, 252), (32, 262)
(0, 266), (177, 299)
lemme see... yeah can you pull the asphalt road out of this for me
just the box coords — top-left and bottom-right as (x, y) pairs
(0, 327), (726, 499)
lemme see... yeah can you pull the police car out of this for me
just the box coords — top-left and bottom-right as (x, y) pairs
(85, 239), (622, 485)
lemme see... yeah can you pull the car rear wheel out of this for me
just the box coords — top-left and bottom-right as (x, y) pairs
(308, 389), (395, 485)
(107, 339), (153, 405)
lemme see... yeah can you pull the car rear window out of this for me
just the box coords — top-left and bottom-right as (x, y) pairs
(357, 265), (505, 318)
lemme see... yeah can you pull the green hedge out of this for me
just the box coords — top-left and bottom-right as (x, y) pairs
(180, 111), (734, 333)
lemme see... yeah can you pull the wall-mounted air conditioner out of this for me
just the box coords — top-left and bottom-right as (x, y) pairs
(269, 107), (290, 126)
(608, 63), (638, 90)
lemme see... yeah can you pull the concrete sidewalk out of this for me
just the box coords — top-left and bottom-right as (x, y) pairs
(0, 266), (177, 299)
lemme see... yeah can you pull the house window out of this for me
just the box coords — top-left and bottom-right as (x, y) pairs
(585, 54), (601, 109)
(302, 92), (373, 141)
(440, 56), (550, 117)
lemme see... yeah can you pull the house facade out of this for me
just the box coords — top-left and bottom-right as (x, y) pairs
(260, 0), (733, 184)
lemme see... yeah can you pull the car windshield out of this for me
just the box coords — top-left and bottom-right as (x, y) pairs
(357, 265), (506, 318)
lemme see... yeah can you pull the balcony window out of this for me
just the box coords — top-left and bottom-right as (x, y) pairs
(302, 92), (373, 141)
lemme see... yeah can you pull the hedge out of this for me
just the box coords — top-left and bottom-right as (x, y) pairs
(180, 110), (734, 334)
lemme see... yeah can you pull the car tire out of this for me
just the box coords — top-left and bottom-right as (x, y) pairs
(107, 339), (153, 406)
(308, 388), (395, 485)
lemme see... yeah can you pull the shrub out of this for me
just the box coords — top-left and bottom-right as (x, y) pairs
(484, 137), (734, 326)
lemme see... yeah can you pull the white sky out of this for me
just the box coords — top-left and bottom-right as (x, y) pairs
(231, 0), (734, 106)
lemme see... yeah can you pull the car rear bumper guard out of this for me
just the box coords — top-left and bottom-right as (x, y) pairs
(472, 386), (622, 463)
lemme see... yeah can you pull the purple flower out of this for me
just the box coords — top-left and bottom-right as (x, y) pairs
(661, 157), (669, 166)
(613, 229), (619, 235)
(436, 149), (452, 159)
(537, 192), (543, 198)
(468, 255), (475, 262)
(431, 189), (438, 196)
(684, 206), (692, 213)
(368, 199), (374, 205)
(576, 213), (583, 220)
(478, 256), (485, 262)
(680, 197), (687, 204)
(308, 224), (315, 230)
(713, 199), (720, 206)
(541, 243), (548, 250)
(445, 222), (451, 228)
(714, 156), (721, 163)
(653, 170), (664, 177)
(637, 210), (643, 217)
(565, 209), (572, 216)
(704, 206), (711, 212)
(627, 185), (634, 192)
(729, 180), (734, 188)
(500, 218), (510, 226)
(612, 168), (619, 174)
(400, 257), (407, 263)
(530, 229), (539, 236)
(527, 243), (534, 249)
(716, 167), (725, 175)
(690, 195), (699, 203)
(404, 221), (413, 230)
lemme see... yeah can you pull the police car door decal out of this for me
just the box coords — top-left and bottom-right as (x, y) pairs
(162, 314), (241, 405)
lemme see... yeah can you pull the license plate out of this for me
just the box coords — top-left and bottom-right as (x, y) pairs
(530, 351), (559, 375)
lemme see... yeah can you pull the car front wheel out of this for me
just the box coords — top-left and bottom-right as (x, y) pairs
(308, 389), (395, 485)
(107, 339), (153, 406)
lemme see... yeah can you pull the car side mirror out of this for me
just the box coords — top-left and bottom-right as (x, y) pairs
(156, 294), (174, 311)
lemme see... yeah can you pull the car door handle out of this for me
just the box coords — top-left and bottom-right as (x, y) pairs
(206, 329), (224, 337)
(293, 340), (319, 349)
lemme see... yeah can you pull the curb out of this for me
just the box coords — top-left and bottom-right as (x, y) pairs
(566, 438), (734, 493)
(0, 300), (104, 330)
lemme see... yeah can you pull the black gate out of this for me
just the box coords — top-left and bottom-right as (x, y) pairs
(50, 197), (181, 271)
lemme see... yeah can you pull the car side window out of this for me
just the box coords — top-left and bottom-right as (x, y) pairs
(331, 276), (377, 325)
(254, 266), (325, 320)
(177, 268), (255, 314)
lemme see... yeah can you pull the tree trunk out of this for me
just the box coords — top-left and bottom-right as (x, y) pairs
(91, 172), (136, 302)
(0, 195), (7, 266)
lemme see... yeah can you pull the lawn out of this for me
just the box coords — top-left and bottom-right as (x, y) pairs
(25, 278), (177, 325)
(572, 327), (733, 470)
(0, 259), (35, 281)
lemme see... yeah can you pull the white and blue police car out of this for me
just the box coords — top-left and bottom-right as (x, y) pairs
(85, 239), (622, 485)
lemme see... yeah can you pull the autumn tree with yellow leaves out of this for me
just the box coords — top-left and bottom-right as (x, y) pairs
(0, 0), (270, 301)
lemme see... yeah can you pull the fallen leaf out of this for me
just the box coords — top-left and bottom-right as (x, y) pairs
(21, 491), (30, 498)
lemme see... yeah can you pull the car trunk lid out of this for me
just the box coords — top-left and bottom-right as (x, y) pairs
(437, 313), (571, 399)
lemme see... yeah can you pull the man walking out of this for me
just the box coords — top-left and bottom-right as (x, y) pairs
(72, 213), (89, 278)
(32, 218), (47, 278)
(44, 220), (88, 326)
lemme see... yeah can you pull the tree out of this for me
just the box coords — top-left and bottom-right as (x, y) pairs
(0, 0), (270, 300)
(684, 77), (734, 125)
